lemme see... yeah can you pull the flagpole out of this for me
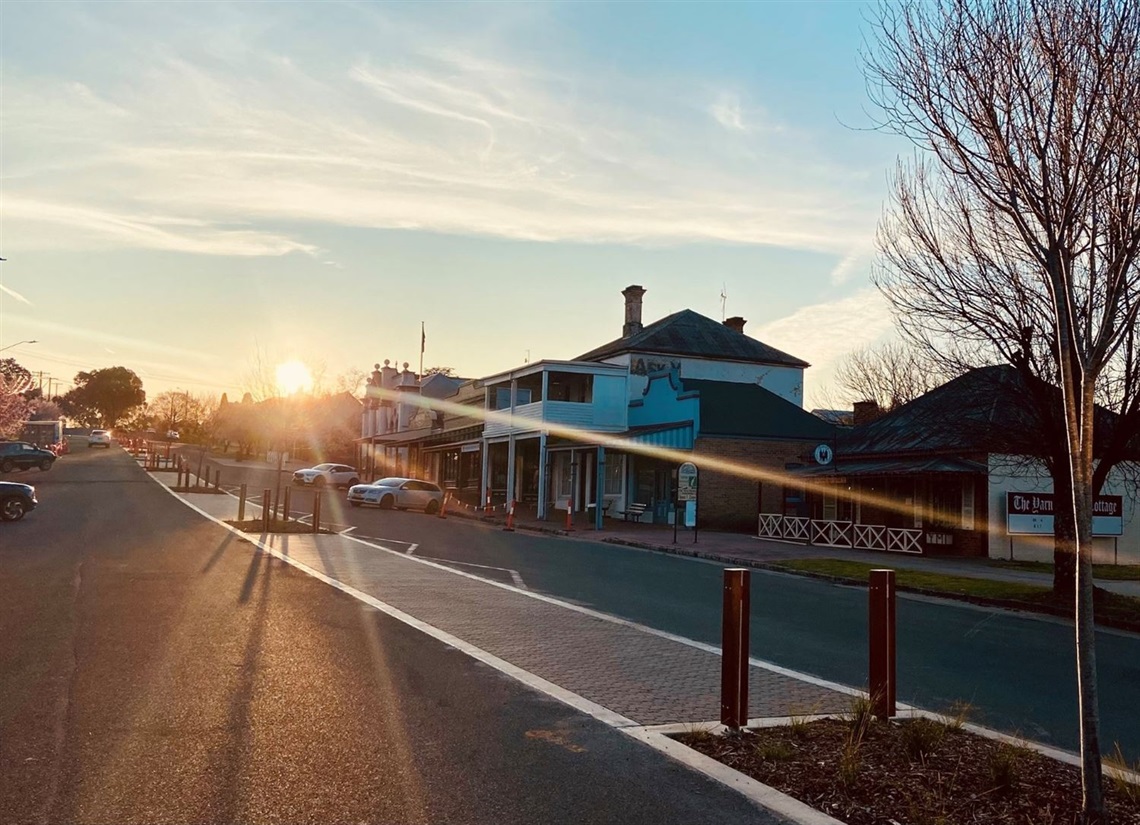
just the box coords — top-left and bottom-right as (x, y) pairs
(419, 321), (425, 378)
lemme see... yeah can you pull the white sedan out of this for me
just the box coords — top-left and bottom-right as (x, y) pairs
(347, 477), (444, 513)
(292, 463), (360, 489)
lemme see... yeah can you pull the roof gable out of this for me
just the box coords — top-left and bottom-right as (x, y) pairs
(578, 309), (809, 368)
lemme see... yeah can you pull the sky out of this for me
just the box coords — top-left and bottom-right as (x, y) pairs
(0, 0), (910, 407)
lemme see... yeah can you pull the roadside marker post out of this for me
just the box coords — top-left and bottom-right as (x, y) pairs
(273, 487), (281, 522)
(282, 487), (292, 523)
(238, 484), (247, 521)
(484, 491), (492, 515)
(261, 490), (271, 532)
(312, 491), (322, 534)
(566, 498), (574, 532)
(504, 499), (516, 532)
(869, 569), (897, 720)
(438, 493), (448, 519)
(720, 568), (750, 730)
(213, 470), (220, 492)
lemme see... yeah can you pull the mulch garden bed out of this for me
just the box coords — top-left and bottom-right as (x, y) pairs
(226, 518), (333, 535)
(676, 716), (1140, 825)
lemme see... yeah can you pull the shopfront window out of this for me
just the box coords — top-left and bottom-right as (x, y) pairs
(604, 455), (623, 495)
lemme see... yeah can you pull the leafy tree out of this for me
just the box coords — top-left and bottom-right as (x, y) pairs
(0, 376), (30, 439)
(61, 367), (145, 428)
(423, 366), (457, 377)
(28, 398), (63, 421)
(865, 1), (1140, 818)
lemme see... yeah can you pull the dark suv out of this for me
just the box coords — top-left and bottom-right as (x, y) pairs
(0, 442), (56, 473)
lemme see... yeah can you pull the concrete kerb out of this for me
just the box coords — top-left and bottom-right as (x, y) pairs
(143, 469), (1140, 820)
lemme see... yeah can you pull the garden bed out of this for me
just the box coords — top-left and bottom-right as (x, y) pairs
(677, 712), (1140, 825)
(226, 518), (333, 535)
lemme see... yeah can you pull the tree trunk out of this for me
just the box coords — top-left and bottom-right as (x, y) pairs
(1053, 485), (1077, 598)
(1073, 473), (1106, 823)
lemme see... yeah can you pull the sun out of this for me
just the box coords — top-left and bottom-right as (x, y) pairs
(276, 360), (313, 396)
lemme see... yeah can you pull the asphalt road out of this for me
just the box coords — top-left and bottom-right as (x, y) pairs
(202, 456), (1140, 762)
(0, 445), (776, 825)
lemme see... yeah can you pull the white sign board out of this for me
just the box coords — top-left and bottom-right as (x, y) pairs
(678, 462), (698, 502)
(1006, 492), (1124, 537)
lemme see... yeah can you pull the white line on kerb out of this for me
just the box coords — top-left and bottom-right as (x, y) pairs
(405, 543), (418, 556)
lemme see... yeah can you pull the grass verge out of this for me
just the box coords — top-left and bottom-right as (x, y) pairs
(992, 559), (1140, 581)
(769, 558), (1140, 629)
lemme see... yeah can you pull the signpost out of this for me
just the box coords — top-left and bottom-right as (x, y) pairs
(678, 462), (698, 543)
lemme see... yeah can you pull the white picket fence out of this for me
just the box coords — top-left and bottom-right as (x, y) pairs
(757, 514), (923, 554)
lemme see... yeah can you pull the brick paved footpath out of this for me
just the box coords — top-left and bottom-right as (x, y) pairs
(178, 489), (851, 727)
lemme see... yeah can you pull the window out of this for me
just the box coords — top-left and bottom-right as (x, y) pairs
(604, 455), (623, 495)
(442, 451), (459, 484)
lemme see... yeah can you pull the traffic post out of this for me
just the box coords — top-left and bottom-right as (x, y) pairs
(438, 492), (448, 519)
(312, 491), (322, 534)
(720, 568), (750, 729)
(261, 489), (271, 531)
(238, 483), (247, 521)
(869, 569), (897, 720)
(282, 487), (292, 523)
(504, 500), (516, 531)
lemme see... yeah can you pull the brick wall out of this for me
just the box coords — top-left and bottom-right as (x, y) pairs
(692, 436), (816, 532)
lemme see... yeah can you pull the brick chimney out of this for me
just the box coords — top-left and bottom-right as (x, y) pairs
(724, 316), (747, 334)
(622, 285), (646, 337)
(852, 400), (883, 427)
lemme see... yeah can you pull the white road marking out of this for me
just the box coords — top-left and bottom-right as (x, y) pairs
(339, 526), (358, 536)
(405, 543), (419, 556)
(416, 556), (528, 590)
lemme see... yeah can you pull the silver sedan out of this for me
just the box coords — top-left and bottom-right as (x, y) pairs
(347, 477), (444, 513)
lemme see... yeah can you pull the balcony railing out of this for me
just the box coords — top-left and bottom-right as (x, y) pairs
(483, 399), (626, 437)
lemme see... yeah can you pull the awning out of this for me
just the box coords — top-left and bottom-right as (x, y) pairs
(792, 456), (987, 477)
(545, 421), (695, 451)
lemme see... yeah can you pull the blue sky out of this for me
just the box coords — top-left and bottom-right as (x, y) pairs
(0, 0), (907, 405)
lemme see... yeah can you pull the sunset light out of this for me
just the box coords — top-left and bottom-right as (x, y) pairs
(275, 359), (313, 395)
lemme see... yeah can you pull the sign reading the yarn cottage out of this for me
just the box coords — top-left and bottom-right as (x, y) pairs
(678, 462), (698, 502)
(1006, 492), (1123, 537)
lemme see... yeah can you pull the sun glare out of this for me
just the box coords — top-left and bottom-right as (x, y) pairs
(276, 360), (313, 395)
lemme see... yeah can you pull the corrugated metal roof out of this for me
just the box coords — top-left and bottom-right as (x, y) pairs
(682, 378), (835, 441)
(578, 309), (809, 367)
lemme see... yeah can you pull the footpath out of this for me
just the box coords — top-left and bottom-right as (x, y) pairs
(176, 486), (852, 728)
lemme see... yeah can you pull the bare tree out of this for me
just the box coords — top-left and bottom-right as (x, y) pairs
(833, 341), (947, 410)
(865, 2), (1140, 819)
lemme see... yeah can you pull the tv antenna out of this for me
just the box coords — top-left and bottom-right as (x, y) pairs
(720, 283), (728, 322)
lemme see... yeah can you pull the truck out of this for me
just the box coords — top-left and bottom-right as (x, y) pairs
(20, 420), (67, 455)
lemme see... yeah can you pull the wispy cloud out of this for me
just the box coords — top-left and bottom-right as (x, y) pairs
(0, 283), (33, 305)
(2, 4), (884, 257)
(6, 314), (217, 362)
(829, 245), (872, 286)
(755, 288), (896, 397)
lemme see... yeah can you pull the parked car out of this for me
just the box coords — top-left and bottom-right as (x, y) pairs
(89, 429), (112, 448)
(292, 463), (360, 489)
(0, 442), (56, 473)
(0, 481), (37, 521)
(347, 477), (444, 513)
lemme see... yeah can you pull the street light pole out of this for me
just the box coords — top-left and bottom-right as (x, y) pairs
(0, 339), (38, 353)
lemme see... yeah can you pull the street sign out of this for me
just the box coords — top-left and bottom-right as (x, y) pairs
(678, 462), (698, 501)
